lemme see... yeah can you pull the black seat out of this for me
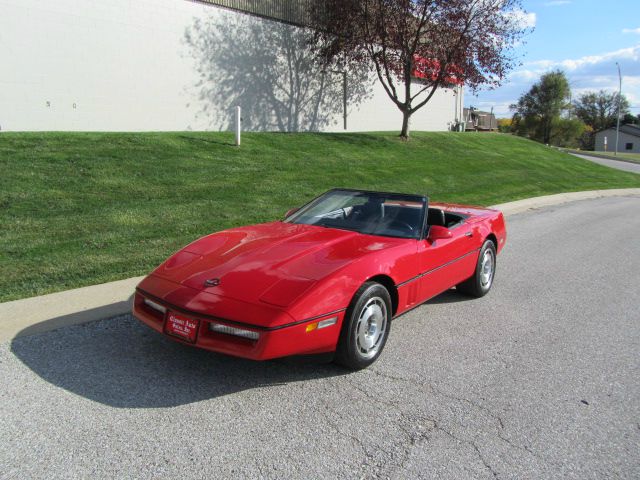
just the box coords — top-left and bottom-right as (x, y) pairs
(427, 208), (446, 227)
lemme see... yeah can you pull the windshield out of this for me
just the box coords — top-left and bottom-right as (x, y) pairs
(286, 190), (427, 239)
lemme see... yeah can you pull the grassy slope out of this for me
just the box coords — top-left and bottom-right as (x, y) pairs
(563, 150), (640, 164)
(1, 131), (639, 302)
(615, 152), (640, 163)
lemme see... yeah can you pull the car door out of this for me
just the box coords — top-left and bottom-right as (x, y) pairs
(417, 221), (480, 302)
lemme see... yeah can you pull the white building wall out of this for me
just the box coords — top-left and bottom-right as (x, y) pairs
(0, 0), (463, 132)
(349, 81), (463, 132)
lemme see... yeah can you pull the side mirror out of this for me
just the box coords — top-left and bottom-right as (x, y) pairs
(427, 225), (452, 241)
(284, 207), (299, 219)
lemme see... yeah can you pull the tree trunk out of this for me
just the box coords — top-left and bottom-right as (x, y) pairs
(400, 109), (411, 138)
(543, 119), (551, 145)
(400, 58), (412, 139)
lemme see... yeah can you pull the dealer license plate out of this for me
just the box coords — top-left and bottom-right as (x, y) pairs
(165, 312), (199, 343)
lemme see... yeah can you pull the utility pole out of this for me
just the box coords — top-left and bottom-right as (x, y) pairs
(566, 78), (577, 120)
(615, 62), (622, 156)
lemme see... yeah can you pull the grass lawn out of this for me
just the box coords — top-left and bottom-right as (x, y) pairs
(582, 151), (640, 164)
(610, 152), (640, 163)
(2, 131), (639, 302)
(560, 148), (640, 164)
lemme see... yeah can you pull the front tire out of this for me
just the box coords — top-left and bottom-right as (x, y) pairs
(335, 282), (392, 370)
(457, 240), (496, 297)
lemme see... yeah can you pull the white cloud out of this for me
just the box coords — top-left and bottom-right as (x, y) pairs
(523, 45), (640, 75)
(620, 77), (640, 104)
(469, 45), (640, 116)
(623, 28), (640, 34)
(544, 1), (571, 6)
(506, 9), (537, 29)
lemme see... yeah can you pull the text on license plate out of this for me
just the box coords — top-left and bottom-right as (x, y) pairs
(166, 312), (199, 342)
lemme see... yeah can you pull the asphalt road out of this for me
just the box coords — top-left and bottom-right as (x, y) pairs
(571, 153), (640, 174)
(2, 196), (639, 479)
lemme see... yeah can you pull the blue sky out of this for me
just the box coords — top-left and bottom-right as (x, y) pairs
(469, 0), (640, 117)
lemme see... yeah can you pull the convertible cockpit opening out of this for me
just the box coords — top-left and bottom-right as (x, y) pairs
(428, 207), (466, 229)
(286, 189), (427, 239)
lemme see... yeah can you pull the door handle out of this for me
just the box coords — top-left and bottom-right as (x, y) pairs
(464, 231), (473, 237)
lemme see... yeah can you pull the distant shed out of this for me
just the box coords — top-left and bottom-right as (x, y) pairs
(463, 108), (497, 132)
(594, 125), (640, 153)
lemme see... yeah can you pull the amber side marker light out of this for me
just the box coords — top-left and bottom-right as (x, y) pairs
(306, 316), (338, 333)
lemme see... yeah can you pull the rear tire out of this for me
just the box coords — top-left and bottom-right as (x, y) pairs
(334, 282), (392, 370)
(456, 240), (496, 298)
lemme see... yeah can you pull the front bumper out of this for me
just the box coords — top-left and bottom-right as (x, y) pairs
(133, 290), (345, 361)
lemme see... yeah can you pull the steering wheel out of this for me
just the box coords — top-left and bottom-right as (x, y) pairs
(388, 219), (415, 233)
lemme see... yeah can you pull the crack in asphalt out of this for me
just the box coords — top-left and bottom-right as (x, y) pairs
(342, 371), (492, 478)
(355, 367), (545, 477)
(431, 419), (499, 479)
(366, 366), (506, 430)
(315, 366), (544, 478)
(352, 391), (435, 476)
(318, 395), (394, 477)
(317, 374), (438, 478)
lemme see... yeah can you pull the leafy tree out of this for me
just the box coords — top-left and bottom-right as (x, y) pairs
(311, 0), (528, 138)
(511, 70), (570, 144)
(497, 117), (513, 133)
(578, 125), (595, 150)
(573, 90), (630, 131)
(622, 112), (639, 125)
(550, 118), (586, 148)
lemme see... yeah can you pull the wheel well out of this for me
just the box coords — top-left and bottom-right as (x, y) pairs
(486, 233), (498, 248)
(367, 274), (399, 315)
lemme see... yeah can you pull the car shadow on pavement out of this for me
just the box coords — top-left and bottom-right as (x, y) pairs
(10, 314), (348, 409)
(10, 290), (471, 409)
(425, 289), (475, 305)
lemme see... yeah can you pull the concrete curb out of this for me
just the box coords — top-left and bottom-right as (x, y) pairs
(2, 188), (640, 342)
(0, 276), (143, 342)
(490, 188), (640, 216)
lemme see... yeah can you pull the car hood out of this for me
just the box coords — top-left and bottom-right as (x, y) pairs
(151, 222), (403, 307)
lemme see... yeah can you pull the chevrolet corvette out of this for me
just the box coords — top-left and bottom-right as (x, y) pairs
(133, 189), (506, 369)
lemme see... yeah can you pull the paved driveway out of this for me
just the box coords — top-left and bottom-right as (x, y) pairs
(2, 196), (639, 479)
(571, 153), (640, 174)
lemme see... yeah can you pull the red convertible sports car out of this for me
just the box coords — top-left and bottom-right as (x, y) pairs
(133, 189), (506, 369)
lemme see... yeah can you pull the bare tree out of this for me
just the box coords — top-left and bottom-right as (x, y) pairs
(312, 0), (528, 138)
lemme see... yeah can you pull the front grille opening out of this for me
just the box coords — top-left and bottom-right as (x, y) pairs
(206, 322), (259, 345)
(137, 295), (165, 322)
